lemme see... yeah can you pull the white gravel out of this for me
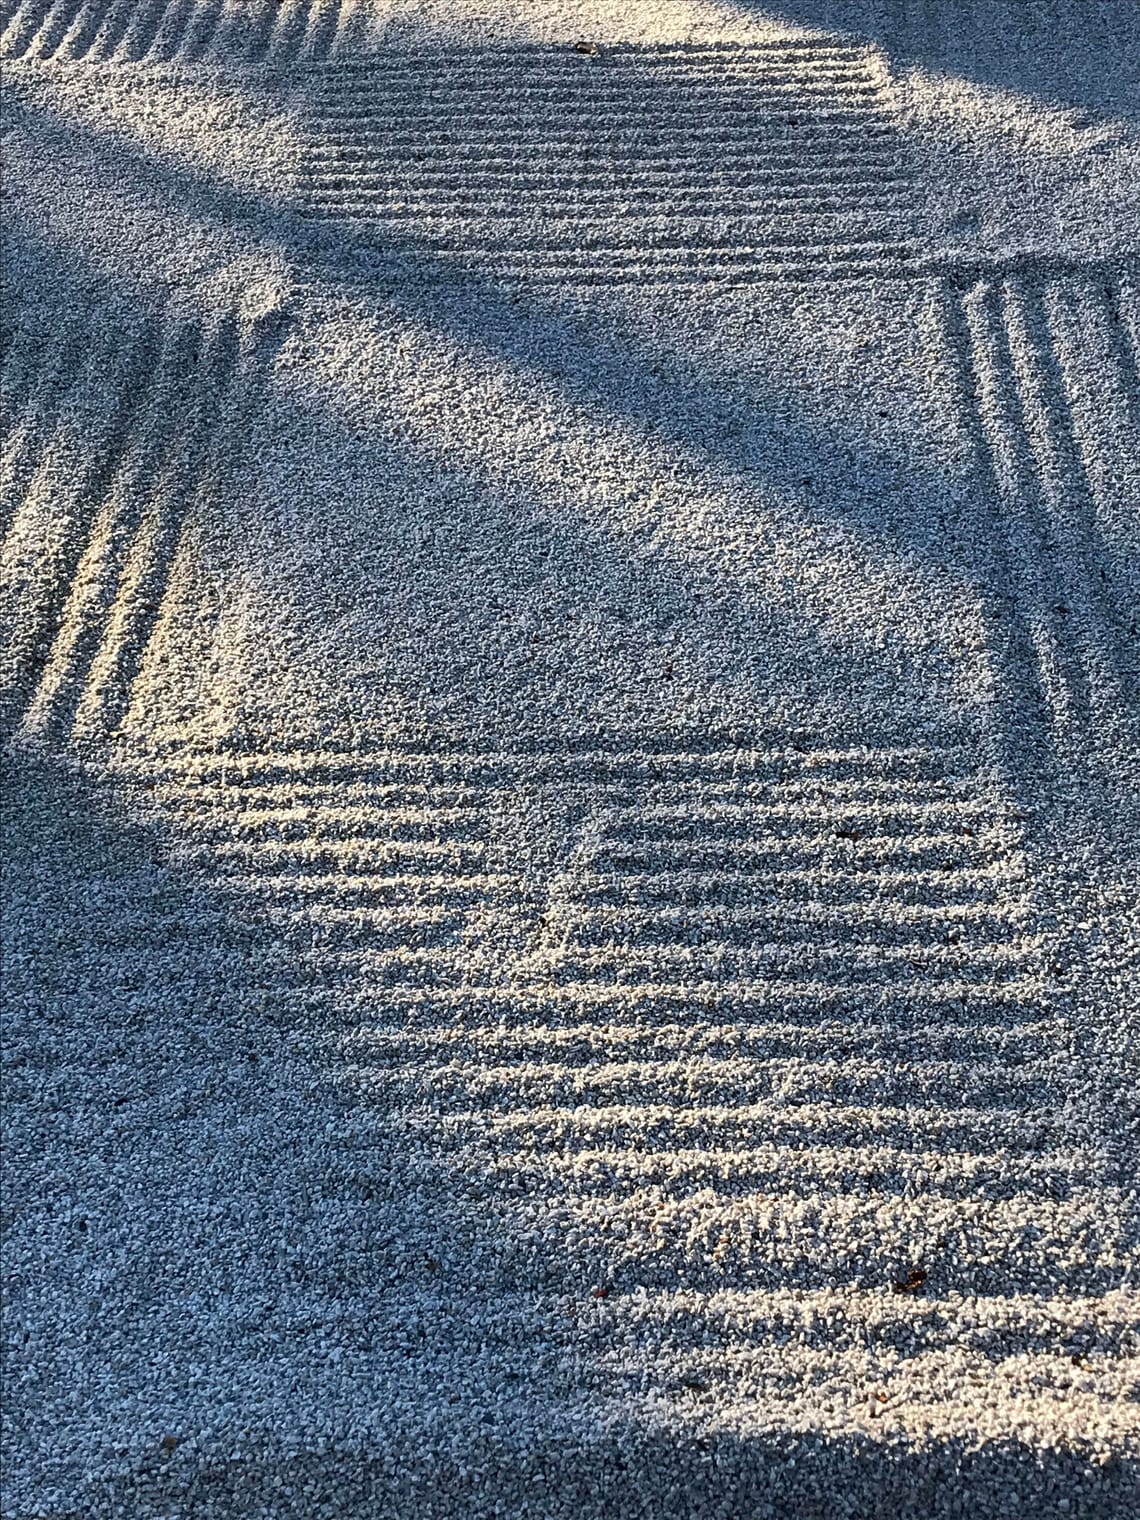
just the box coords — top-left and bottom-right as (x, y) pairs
(2, 2), (1139, 1516)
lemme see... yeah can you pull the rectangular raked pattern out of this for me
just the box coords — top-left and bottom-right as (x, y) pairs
(0, 0), (356, 61)
(0, 300), (286, 745)
(926, 264), (1140, 771)
(135, 739), (1134, 1394)
(300, 43), (916, 285)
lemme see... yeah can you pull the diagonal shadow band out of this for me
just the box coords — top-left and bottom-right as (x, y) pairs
(42, 1424), (1140, 1520)
(4, 61), (1139, 1520)
(3, 0), (1139, 122)
(3, 744), (1135, 1520)
(729, 0), (1140, 116)
(5, 77), (1138, 807)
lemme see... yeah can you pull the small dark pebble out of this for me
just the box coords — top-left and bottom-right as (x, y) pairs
(891, 1267), (928, 1295)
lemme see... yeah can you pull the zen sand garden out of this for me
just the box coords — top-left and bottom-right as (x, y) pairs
(2, 2), (1138, 1515)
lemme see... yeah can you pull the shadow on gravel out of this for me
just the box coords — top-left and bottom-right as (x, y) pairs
(0, 753), (568, 1515)
(4, 70), (1137, 1520)
(3, 755), (1134, 1518)
(37, 1423), (1140, 1520)
(743, 0), (1140, 116)
(14, 79), (1139, 807)
(1, 90), (1044, 763)
(1, 214), (969, 764)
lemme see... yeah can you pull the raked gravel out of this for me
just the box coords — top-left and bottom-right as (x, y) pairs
(2, 2), (1139, 1516)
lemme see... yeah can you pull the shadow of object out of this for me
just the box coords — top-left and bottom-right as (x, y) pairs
(741, 1), (1140, 116)
(33, 1424), (1140, 1520)
(0, 753), (551, 1515)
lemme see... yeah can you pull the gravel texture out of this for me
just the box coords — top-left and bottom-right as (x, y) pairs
(2, 3), (1139, 1517)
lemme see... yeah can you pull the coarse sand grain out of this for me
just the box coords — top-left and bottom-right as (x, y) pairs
(2, 3), (1138, 1516)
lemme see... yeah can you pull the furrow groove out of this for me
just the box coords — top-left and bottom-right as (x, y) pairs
(299, 42), (916, 288)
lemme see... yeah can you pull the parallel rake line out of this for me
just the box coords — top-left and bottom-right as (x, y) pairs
(472, 1150), (1095, 1207)
(137, 743), (958, 776)
(312, 95), (893, 120)
(1001, 279), (1135, 736)
(460, 1096), (1068, 1144)
(323, 979), (1051, 1014)
(341, 1017), (1065, 1055)
(21, 315), (217, 744)
(322, 50), (878, 76)
(2, 302), (287, 747)
(0, 0), (350, 59)
(310, 106), (901, 128)
(935, 267), (1140, 771)
(300, 41), (916, 287)
(577, 1283), (1140, 1352)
